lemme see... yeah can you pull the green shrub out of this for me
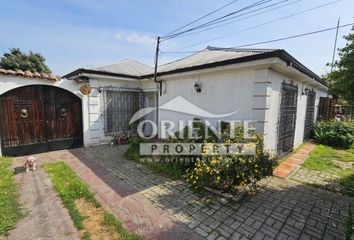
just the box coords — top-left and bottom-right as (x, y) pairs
(124, 136), (145, 161)
(125, 119), (277, 190)
(185, 135), (277, 191)
(314, 120), (354, 148)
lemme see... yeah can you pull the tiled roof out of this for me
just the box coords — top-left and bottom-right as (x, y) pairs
(0, 68), (60, 81)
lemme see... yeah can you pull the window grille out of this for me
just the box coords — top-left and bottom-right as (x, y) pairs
(277, 82), (298, 156)
(102, 86), (144, 135)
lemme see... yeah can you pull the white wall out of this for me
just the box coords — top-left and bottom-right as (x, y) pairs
(156, 68), (270, 139)
(266, 69), (328, 154)
(0, 64), (327, 156)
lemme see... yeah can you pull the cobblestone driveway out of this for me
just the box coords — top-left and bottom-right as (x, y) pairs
(78, 145), (353, 240)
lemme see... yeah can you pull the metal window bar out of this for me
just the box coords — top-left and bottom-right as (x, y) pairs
(277, 82), (298, 156)
(102, 86), (144, 135)
(303, 90), (316, 140)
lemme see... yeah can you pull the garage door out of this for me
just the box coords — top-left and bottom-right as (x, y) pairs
(0, 85), (83, 156)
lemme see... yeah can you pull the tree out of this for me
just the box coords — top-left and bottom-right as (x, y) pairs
(325, 26), (354, 104)
(0, 48), (51, 73)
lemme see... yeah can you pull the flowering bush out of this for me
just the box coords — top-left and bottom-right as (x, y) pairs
(314, 120), (354, 148)
(113, 129), (138, 145)
(185, 135), (276, 191)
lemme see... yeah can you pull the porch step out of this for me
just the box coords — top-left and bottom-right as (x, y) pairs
(273, 142), (316, 179)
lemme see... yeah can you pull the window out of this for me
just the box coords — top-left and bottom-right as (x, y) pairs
(102, 87), (143, 135)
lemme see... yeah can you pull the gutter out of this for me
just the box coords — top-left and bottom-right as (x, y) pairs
(140, 50), (326, 87)
(62, 68), (140, 80)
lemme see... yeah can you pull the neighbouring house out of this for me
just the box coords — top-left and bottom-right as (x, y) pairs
(0, 47), (328, 156)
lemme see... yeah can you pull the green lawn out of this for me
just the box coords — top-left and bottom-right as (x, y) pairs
(303, 145), (354, 171)
(0, 157), (22, 236)
(43, 162), (140, 240)
(303, 144), (354, 194)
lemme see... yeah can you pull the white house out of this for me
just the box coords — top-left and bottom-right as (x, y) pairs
(0, 47), (328, 156)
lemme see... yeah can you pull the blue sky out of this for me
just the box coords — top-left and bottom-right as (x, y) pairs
(0, 0), (353, 76)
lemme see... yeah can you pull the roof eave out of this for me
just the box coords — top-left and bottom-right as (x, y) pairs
(62, 68), (140, 80)
(141, 50), (284, 78)
(140, 50), (325, 86)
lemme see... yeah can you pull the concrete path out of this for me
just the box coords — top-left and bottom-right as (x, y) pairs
(7, 160), (80, 240)
(273, 142), (316, 179)
(15, 148), (201, 240)
(79, 145), (353, 240)
(9, 145), (354, 240)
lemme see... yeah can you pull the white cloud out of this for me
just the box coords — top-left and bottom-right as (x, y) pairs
(114, 31), (156, 45)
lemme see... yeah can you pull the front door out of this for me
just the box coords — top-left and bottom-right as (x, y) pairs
(0, 85), (83, 156)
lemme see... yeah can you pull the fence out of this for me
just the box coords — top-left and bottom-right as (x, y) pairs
(317, 97), (354, 120)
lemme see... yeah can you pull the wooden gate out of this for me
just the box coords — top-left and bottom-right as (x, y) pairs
(0, 85), (83, 156)
(277, 82), (298, 156)
(303, 90), (316, 140)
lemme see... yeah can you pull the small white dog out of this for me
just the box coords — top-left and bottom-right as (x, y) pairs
(24, 156), (36, 172)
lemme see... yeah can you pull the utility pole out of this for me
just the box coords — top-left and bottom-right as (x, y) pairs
(331, 18), (340, 72)
(153, 36), (162, 96)
(153, 36), (161, 136)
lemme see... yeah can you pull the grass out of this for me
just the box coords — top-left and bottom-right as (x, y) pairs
(302, 145), (340, 171)
(0, 157), (22, 236)
(303, 145), (354, 172)
(302, 144), (354, 195)
(43, 162), (140, 240)
(124, 144), (188, 180)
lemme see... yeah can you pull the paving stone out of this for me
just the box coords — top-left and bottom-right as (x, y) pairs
(207, 231), (219, 240)
(227, 231), (242, 240)
(19, 145), (352, 240)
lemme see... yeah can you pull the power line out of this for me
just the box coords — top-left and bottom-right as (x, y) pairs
(169, 0), (342, 51)
(175, 0), (302, 39)
(161, 0), (241, 38)
(161, 22), (353, 54)
(231, 23), (353, 48)
(162, 0), (269, 40)
(161, 0), (271, 40)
